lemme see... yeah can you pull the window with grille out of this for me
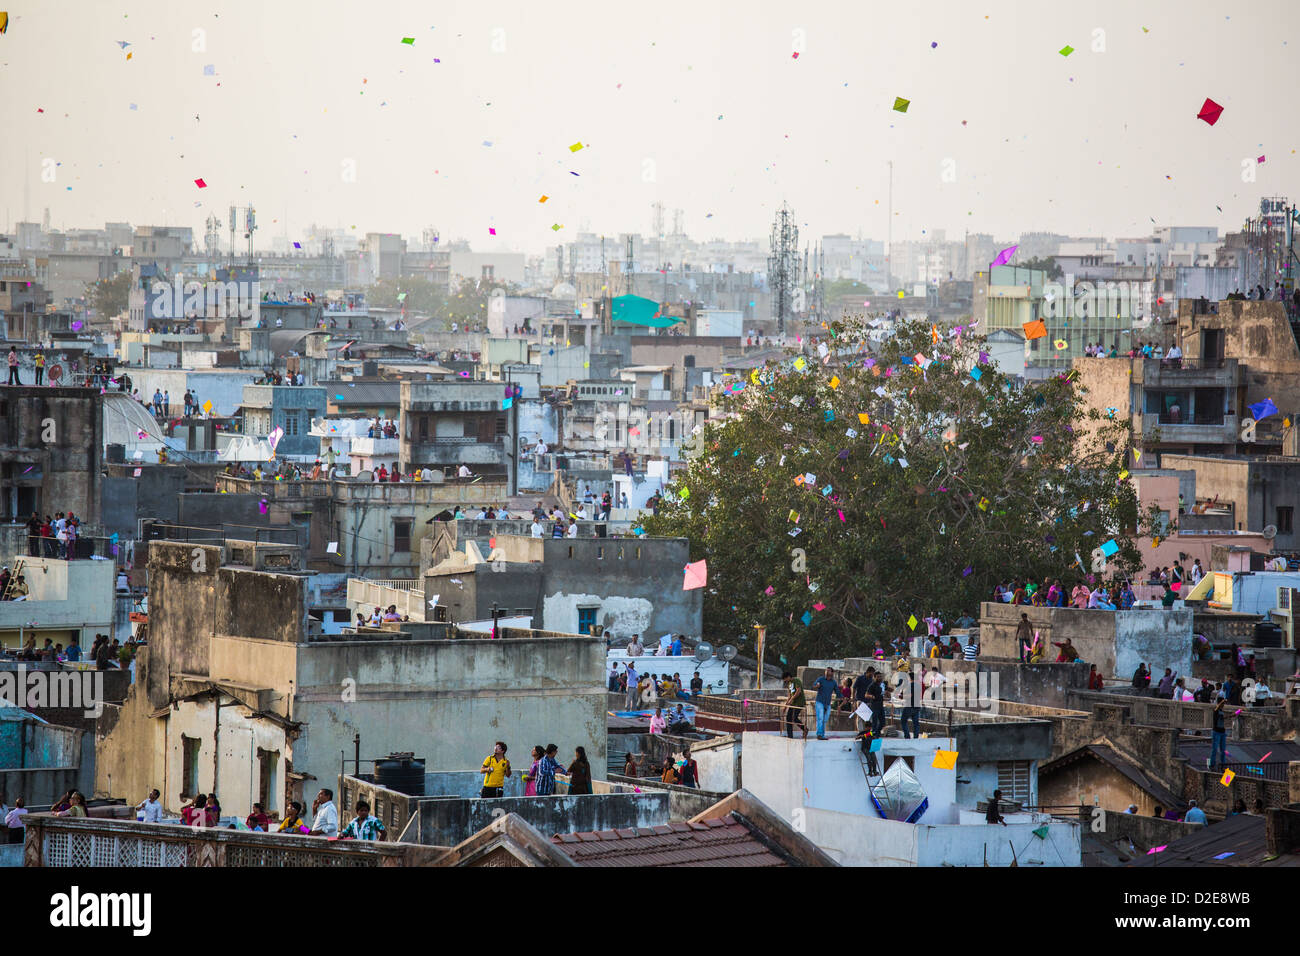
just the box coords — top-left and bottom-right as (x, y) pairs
(1277, 506), (1293, 535)
(578, 607), (597, 635)
(997, 760), (1032, 804)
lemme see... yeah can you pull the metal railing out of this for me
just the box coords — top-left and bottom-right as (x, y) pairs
(19, 533), (121, 561)
(1219, 760), (1288, 782)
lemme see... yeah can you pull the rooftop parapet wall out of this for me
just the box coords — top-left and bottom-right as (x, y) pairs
(979, 602), (1193, 679)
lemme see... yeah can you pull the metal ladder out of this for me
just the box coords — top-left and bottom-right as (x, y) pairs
(1, 558), (26, 601)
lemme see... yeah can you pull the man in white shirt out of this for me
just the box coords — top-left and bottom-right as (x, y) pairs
(627, 635), (644, 656)
(309, 788), (339, 837)
(576, 505), (588, 520)
(457, 464), (472, 478)
(475, 508), (488, 519)
(530, 520), (543, 538)
(136, 789), (163, 823)
(566, 522), (578, 538)
(4, 798), (27, 829)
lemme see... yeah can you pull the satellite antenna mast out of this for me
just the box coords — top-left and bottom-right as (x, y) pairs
(768, 203), (799, 335)
(625, 234), (635, 296)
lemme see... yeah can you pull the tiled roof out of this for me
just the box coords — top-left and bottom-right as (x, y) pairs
(551, 815), (790, 867)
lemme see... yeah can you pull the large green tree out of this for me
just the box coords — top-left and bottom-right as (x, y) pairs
(367, 276), (517, 329)
(87, 268), (132, 318)
(366, 277), (449, 314)
(643, 315), (1148, 662)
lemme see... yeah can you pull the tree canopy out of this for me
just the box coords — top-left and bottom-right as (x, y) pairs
(87, 268), (132, 318)
(642, 315), (1147, 662)
(1019, 256), (1063, 280)
(367, 276), (517, 329)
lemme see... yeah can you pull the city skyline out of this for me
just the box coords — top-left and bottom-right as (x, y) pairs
(0, 0), (1294, 254)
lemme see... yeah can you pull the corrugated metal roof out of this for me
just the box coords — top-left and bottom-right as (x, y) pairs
(551, 815), (789, 867)
(1129, 811), (1300, 867)
(1179, 739), (1300, 766)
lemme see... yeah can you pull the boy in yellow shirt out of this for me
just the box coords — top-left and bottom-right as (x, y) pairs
(480, 740), (511, 798)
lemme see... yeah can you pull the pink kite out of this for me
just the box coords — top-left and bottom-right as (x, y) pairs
(991, 244), (1019, 267)
(683, 560), (708, 590)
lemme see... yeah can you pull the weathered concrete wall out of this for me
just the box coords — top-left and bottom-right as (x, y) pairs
(424, 563), (543, 624)
(979, 603), (1192, 679)
(1072, 356), (1134, 451)
(0, 387), (102, 527)
(411, 791), (670, 845)
(216, 566), (308, 645)
(926, 658), (1092, 710)
(292, 635), (607, 785)
(539, 537), (702, 639)
(1113, 609), (1194, 679)
(91, 673), (167, 808)
(1090, 807), (1201, 851)
(143, 543), (223, 709)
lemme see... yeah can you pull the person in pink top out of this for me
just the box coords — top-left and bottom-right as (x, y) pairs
(648, 706), (667, 735)
(522, 745), (543, 796)
(1071, 584), (1090, 608)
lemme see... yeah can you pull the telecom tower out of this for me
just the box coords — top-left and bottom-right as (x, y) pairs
(803, 241), (826, 324)
(228, 205), (257, 262)
(625, 234), (635, 296)
(204, 213), (222, 259)
(769, 203), (800, 334)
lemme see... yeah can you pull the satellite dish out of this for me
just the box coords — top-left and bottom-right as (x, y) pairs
(47, 364), (63, 383)
(718, 644), (738, 662)
(1263, 525), (1278, 540)
(693, 642), (713, 663)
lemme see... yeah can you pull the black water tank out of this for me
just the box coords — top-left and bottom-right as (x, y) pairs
(107, 443), (125, 463)
(374, 754), (425, 795)
(1253, 621), (1283, 648)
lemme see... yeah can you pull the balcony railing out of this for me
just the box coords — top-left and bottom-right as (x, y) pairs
(22, 814), (440, 867)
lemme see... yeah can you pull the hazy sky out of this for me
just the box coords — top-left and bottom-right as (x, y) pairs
(3, 0), (1296, 253)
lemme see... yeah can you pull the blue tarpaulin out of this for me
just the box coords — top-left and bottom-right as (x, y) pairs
(612, 295), (681, 327)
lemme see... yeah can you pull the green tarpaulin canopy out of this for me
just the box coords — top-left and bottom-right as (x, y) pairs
(612, 294), (682, 327)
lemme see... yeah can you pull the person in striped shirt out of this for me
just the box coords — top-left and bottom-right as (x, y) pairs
(535, 744), (567, 796)
(341, 800), (386, 841)
(962, 637), (978, 661)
